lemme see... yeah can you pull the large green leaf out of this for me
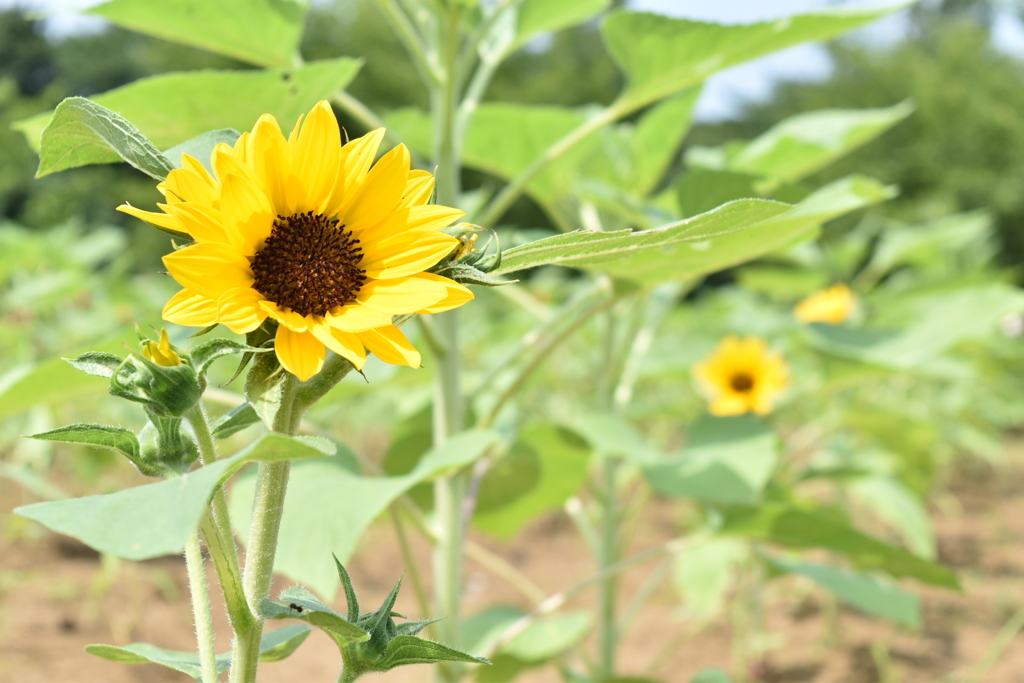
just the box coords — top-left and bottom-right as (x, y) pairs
(721, 503), (959, 589)
(88, 0), (309, 67)
(15, 434), (333, 560)
(602, 6), (909, 109)
(514, 0), (610, 49)
(85, 625), (312, 679)
(16, 59), (361, 154)
(766, 556), (921, 629)
(807, 283), (1024, 369)
(474, 424), (590, 539)
(688, 102), (913, 186)
(493, 175), (894, 283)
(643, 414), (778, 504)
(230, 429), (501, 598)
(465, 606), (590, 683)
(35, 97), (174, 180)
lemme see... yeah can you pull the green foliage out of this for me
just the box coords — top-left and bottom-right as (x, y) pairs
(230, 429), (501, 597)
(85, 625), (312, 679)
(15, 433), (333, 560)
(88, 0), (310, 68)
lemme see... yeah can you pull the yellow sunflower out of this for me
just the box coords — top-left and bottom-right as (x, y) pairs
(119, 101), (473, 381)
(794, 283), (855, 325)
(692, 335), (789, 416)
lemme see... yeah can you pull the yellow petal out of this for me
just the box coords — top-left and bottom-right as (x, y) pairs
(398, 170), (435, 208)
(247, 114), (292, 213)
(162, 289), (219, 328)
(358, 325), (421, 368)
(325, 128), (386, 217)
(163, 167), (217, 205)
(341, 143), (409, 228)
(219, 173), (275, 256)
(291, 101), (341, 214)
(709, 395), (751, 416)
(163, 242), (253, 297)
(180, 154), (216, 187)
(355, 205), (465, 243)
(356, 276), (447, 315)
(309, 323), (367, 371)
(258, 300), (309, 332)
(412, 273), (474, 314)
(361, 232), (459, 280)
(274, 327), (325, 381)
(217, 287), (266, 334)
(117, 203), (186, 234)
(165, 203), (230, 245)
(324, 304), (395, 332)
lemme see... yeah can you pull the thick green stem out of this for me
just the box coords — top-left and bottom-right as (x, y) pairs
(431, 7), (466, 681)
(184, 531), (219, 683)
(230, 375), (302, 683)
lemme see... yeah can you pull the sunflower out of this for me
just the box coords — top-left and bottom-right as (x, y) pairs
(119, 101), (472, 381)
(794, 283), (855, 325)
(692, 335), (789, 416)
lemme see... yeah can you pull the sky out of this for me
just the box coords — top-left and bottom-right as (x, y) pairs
(5, 0), (1024, 121)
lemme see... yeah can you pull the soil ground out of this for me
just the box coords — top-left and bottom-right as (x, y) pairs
(3, 447), (1024, 683)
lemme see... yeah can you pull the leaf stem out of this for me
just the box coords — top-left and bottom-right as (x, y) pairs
(370, 0), (441, 86)
(184, 531), (219, 683)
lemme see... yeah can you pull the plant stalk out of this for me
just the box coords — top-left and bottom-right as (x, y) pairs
(597, 456), (620, 679)
(184, 531), (219, 683)
(229, 374), (302, 683)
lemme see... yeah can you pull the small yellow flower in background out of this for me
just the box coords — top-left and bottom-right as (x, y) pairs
(119, 101), (473, 381)
(692, 335), (789, 416)
(142, 328), (182, 367)
(794, 283), (855, 325)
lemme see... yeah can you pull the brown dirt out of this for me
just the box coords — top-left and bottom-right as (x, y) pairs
(3, 447), (1024, 683)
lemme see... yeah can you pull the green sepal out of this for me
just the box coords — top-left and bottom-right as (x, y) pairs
(137, 411), (199, 477)
(375, 635), (490, 670)
(85, 624), (313, 679)
(395, 618), (442, 636)
(189, 338), (272, 380)
(28, 423), (151, 474)
(244, 324), (290, 428)
(64, 352), (124, 379)
(110, 354), (202, 417)
(335, 554), (361, 622)
(437, 262), (515, 288)
(211, 403), (261, 439)
(259, 586), (370, 651)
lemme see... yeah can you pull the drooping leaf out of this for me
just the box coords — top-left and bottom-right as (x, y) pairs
(88, 0), (310, 67)
(694, 101), (914, 185)
(721, 503), (959, 589)
(86, 624), (312, 678)
(602, 6), (910, 109)
(16, 59), (362, 155)
(34, 97), (174, 180)
(230, 429), (501, 597)
(493, 175), (894, 283)
(211, 403), (262, 439)
(766, 556), (921, 629)
(643, 414), (778, 504)
(15, 433), (333, 560)
(474, 424), (590, 539)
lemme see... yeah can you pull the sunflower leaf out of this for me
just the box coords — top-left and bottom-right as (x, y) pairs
(35, 97), (175, 180)
(190, 339), (271, 379)
(28, 423), (139, 463)
(211, 402), (261, 440)
(377, 635), (490, 670)
(440, 263), (516, 287)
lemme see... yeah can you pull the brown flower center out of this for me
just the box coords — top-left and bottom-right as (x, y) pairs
(730, 372), (755, 392)
(251, 211), (366, 317)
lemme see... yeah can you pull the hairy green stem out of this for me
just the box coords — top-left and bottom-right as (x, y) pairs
(230, 374), (302, 683)
(185, 405), (251, 632)
(184, 531), (219, 683)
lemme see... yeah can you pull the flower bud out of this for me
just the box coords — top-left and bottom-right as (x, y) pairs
(137, 413), (199, 477)
(142, 328), (183, 367)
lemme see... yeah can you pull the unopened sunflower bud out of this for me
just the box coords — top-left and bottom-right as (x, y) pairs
(110, 352), (202, 418)
(142, 328), (183, 367)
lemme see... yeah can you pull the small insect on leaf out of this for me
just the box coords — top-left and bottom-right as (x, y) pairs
(289, 603), (304, 613)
